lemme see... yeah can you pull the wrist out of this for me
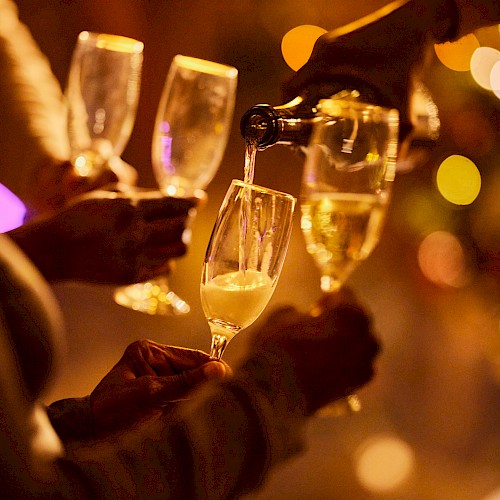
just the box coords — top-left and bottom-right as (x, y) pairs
(8, 218), (64, 282)
(427, 0), (460, 42)
(236, 353), (309, 417)
(46, 396), (94, 441)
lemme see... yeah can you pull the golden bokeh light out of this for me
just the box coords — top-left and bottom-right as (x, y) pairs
(417, 231), (469, 288)
(436, 155), (481, 206)
(281, 25), (327, 71)
(354, 434), (415, 493)
(491, 61), (500, 98)
(482, 484), (500, 500)
(434, 34), (480, 72)
(470, 46), (500, 90)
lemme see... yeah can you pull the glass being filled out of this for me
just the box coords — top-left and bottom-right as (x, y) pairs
(201, 180), (296, 360)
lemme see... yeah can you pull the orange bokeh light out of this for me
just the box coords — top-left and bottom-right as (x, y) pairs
(434, 34), (480, 72)
(281, 25), (327, 71)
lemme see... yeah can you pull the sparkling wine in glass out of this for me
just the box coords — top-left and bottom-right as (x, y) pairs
(114, 55), (238, 315)
(201, 180), (296, 359)
(301, 95), (399, 414)
(65, 31), (143, 179)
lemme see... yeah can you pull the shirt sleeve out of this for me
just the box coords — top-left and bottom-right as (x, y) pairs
(0, 0), (69, 207)
(61, 377), (307, 500)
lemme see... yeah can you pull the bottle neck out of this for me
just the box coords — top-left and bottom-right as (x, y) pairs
(240, 100), (317, 150)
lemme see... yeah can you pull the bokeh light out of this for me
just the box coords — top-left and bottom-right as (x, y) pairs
(354, 434), (415, 493)
(436, 155), (481, 206)
(281, 25), (327, 71)
(434, 34), (480, 72)
(417, 231), (469, 288)
(491, 61), (500, 98)
(0, 183), (26, 232)
(482, 485), (500, 500)
(470, 46), (500, 90)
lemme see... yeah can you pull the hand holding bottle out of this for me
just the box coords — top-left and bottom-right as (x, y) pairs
(281, 0), (462, 144)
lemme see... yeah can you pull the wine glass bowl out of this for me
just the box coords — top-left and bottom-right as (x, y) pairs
(201, 180), (296, 360)
(65, 31), (143, 179)
(301, 96), (399, 294)
(114, 55), (238, 316)
(152, 55), (238, 197)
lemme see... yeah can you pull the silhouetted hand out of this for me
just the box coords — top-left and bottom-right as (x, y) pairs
(9, 188), (206, 285)
(239, 288), (380, 415)
(90, 340), (229, 434)
(282, 0), (457, 145)
(29, 157), (138, 218)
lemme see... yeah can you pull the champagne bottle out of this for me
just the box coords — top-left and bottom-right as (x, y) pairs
(240, 81), (380, 151)
(240, 80), (439, 153)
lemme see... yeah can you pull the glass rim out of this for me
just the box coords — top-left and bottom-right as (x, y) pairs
(173, 54), (238, 79)
(231, 179), (296, 203)
(78, 31), (144, 54)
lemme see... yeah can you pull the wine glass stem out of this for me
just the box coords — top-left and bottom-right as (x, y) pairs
(210, 334), (228, 360)
(321, 275), (342, 293)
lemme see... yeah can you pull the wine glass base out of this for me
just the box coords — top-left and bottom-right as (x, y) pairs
(113, 280), (190, 316)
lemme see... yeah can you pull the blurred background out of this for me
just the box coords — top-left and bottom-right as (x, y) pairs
(6, 0), (500, 498)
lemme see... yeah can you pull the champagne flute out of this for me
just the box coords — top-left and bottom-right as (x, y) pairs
(300, 95), (399, 414)
(65, 31), (143, 179)
(201, 180), (296, 360)
(114, 55), (238, 315)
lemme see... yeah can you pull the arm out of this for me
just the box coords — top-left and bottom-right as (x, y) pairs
(453, 0), (500, 37)
(62, 291), (379, 499)
(0, 0), (69, 214)
(1, 231), (379, 498)
(0, 0), (138, 218)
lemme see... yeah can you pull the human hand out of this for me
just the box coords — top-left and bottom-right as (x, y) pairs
(238, 288), (380, 416)
(29, 157), (138, 219)
(90, 340), (229, 434)
(9, 188), (206, 285)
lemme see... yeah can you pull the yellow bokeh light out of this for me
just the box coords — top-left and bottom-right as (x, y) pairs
(470, 47), (500, 90)
(436, 155), (481, 205)
(281, 25), (327, 71)
(434, 34), (480, 72)
(354, 434), (415, 493)
(491, 61), (500, 99)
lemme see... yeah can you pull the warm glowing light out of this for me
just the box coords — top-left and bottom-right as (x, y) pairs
(482, 485), (500, 500)
(281, 25), (327, 71)
(0, 183), (26, 232)
(491, 61), (500, 98)
(434, 34), (480, 71)
(418, 231), (469, 288)
(470, 47), (500, 90)
(74, 155), (91, 177)
(94, 33), (144, 54)
(355, 434), (415, 493)
(410, 83), (440, 140)
(436, 155), (481, 205)
(174, 55), (238, 79)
